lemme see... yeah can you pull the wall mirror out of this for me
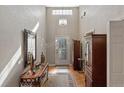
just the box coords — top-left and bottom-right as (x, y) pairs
(23, 29), (37, 67)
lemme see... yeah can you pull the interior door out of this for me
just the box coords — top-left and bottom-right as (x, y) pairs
(108, 20), (124, 86)
(73, 40), (81, 70)
(55, 36), (70, 65)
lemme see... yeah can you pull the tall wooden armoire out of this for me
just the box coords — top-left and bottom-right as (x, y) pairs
(84, 34), (106, 87)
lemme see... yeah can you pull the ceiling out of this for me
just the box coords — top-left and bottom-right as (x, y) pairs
(0, 0), (123, 6)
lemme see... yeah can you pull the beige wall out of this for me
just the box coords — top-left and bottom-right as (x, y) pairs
(79, 5), (124, 40)
(46, 7), (79, 65)
(0, 5), (46, 86)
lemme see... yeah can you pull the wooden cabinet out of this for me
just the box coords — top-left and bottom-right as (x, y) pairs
(84, 34), (106, 87)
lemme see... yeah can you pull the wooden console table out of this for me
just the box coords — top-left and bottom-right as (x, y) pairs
(19, 63), (48, 87)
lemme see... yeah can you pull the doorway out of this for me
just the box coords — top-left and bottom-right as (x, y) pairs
(55, 36), (70, 65)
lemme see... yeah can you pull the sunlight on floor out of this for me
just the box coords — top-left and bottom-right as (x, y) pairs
(57, 69), (69, 73)
(49, 67), (69, 74)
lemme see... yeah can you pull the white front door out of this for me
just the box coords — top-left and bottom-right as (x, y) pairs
(55, 36), (70, 65)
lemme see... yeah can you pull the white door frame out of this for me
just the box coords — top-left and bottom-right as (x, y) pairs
(55, 36), (70, 65)
(107, 21), (110, 87)
(107, 19), (119, 87)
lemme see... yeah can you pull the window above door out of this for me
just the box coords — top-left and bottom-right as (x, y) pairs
(52, 10), (72, 15)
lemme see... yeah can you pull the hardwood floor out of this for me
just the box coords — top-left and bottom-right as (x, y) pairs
(48, 66), (85, 87)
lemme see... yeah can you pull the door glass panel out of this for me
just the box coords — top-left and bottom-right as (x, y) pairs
(56, 38), (67, 60)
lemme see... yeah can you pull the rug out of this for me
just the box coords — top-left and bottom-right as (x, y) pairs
(44, 73), (76, 87)
(44, 66), (77, 87)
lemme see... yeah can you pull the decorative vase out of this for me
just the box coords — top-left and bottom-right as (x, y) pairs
(29, 54), (35, 75)
(41, 52), (45, 64)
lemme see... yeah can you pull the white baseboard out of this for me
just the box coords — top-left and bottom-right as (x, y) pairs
(49, 64), (56, 66)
